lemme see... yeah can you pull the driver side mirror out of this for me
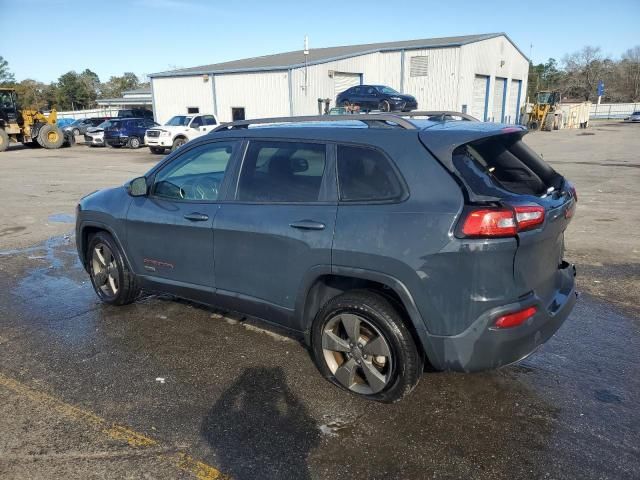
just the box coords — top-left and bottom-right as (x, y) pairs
(128, 176), (148, 197)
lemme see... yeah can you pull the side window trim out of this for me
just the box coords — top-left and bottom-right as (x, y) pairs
(230, 138), (337, 205)
(335, 143), (409, 204)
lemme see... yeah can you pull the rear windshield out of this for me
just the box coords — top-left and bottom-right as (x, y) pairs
(452, 134), (563, 197)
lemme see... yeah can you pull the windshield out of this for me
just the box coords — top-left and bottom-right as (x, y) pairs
(98, 120), (114, 128)
(71, 119), (85, 125)
(165, 115), (192, 126)
(0, 91), (17, 110)
(377, 86), (400, 95)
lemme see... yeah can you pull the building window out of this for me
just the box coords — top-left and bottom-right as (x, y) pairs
(410, 56), (429, 77)
(187, 107), (200, 114)
(232, 107), (245, 121)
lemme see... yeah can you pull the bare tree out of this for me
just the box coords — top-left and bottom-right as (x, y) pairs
(621, 46), (640, 101)
(563, 46), (604, 101)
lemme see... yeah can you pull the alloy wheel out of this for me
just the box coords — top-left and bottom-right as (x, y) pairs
(91, 243), (119, 298)
(322, 313), (393, 394)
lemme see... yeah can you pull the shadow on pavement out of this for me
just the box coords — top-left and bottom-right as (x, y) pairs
(201, 367), (320, 480)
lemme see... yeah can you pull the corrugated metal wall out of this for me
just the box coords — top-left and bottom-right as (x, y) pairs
(151, 75), (215, 125)
(290, 51), (402, 115)
(214, 71), (290, 122)
(458, 37), (529, 124)
(402, 47), (460, 110)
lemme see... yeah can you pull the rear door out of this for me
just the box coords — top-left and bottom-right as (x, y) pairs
(213, 139), (337, 329)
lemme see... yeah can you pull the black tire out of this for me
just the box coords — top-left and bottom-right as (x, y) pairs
(150, 147), (165, 154)
(37, 124), (64, 149)
(379, 100), (391, 112)
(0, 129), (9, 152)
(63, 132), (75, 148)
(311, 290), (423, 403)
(171, 137), (187, 151)
(72, 128), (80, 136)
(87, 231), (140, 306)
(127, 136), (141, 149)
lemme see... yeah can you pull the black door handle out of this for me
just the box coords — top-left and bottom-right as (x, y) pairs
(184, 212), (209, 222)
(289, 220), (326, 230)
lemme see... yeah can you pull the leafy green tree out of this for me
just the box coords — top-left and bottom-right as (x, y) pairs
(0, 55), (15, 85)
(13, 79), (48, 110)
(101, 72), (140, 98)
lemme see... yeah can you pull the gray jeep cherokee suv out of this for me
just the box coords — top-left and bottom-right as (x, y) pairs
(75, 112), (577, 403)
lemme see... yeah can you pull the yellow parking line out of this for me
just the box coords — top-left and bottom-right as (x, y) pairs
(0, 372), (228, 479)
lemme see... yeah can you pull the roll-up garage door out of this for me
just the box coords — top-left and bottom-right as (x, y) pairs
(334, 72), (361, 97)
(471, 75), (489, 121)
(492, 77), (507, 122)
(506, 79), (522, 124)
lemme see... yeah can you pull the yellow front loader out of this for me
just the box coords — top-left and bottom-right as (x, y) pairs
(526, 90), (561, 131)
(0, 88), (70, 152)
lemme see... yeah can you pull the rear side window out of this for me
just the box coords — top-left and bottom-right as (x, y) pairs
(237, 141), (326, 202)
(337, 145), (404, 202)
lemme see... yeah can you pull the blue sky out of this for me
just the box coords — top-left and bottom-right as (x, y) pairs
(1, 0), (638, 83)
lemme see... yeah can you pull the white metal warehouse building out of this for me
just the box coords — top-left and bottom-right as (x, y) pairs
(149, 33), (529, 125)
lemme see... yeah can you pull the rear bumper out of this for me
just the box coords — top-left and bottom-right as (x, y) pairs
(425, 262), (577, 372)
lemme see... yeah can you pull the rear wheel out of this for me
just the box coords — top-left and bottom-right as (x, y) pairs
(37, 124), (64, 149)
(311, 290), (423, 403)
(378, 100), (391, 112)
(87, 231), (140, 305)
(0, 129), (9, 152)
(171, 137), (187, 151)
(127, 136), (141, 149)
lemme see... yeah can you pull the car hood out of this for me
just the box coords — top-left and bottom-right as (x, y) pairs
(86, 127), (103, 133)
(152, 125), (192, 133)
(392, 94), (416, 101)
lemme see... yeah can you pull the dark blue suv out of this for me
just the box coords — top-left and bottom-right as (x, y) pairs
(337, 85), (418, 112)
(104, 117), (158, 149)
(76, 112), (577, 403)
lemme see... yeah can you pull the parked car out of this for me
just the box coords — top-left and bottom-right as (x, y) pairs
(144, 114), (219, 154)
(623, 111), (640, 122)
(56, 118), (76, 128)
(76, 113), (577, 402)
(64, 117), (111, 136)
(117, 108), (154, 119)
(337, 85), (418, 112)
(104, 118), (158, 149)
(84, 120), (116, 147)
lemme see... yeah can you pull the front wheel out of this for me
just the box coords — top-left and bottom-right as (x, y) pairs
(311, 290), (423, 403)
(0, 129), (9, 152)
(171, 137), (187, 151)
(87, 231), (140, 305)
(37, 124), (64, 149)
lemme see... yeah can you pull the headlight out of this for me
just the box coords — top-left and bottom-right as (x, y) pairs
(160, 131), (172, 137)
(389, 97), (403, 101)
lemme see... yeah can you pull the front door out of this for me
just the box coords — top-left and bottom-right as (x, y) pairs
(125, 140), (239, 298)
(213, 139), (337, 329)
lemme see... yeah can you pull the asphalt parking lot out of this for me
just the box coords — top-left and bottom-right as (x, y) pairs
(0, 124), (638, 479)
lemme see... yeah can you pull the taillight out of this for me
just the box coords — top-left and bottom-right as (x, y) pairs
(494, 306), (537, 328)
(461, 209), (516, 238)
(568, 182), (578, 202)
(514, 205), (545, 231)
(459, 204), (545, 238)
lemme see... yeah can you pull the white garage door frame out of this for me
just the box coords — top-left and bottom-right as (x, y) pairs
(334, 72), (362, 98)
(492, 77), (507, 123)
(472, 75), (490, 121)
(507, 79), (522, 124)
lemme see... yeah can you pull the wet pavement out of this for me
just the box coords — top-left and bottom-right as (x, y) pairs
(0, 235), (638, 479)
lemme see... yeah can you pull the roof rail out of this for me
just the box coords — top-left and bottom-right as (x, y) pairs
(399, 111), (480, 122)
(212, 113), (418, 132)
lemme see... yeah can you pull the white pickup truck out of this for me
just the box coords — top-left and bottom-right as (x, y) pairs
(144, 114), (218, 154)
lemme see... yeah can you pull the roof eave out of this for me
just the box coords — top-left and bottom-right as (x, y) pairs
(149, 33), (511, 78)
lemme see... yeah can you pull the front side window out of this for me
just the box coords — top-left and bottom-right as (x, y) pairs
(337, 145), (404, 202)
(237, 141), (326, 202)
(153, 141), (237, 201)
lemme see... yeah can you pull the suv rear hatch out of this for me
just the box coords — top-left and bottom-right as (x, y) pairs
(419, 124), (577, 308)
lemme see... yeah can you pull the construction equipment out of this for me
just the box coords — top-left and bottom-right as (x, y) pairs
(525, 90), (561, 131)
(0, 87), (70, 152)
